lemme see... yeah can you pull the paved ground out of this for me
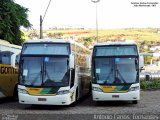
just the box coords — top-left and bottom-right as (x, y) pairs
(0, 90), (160, 120)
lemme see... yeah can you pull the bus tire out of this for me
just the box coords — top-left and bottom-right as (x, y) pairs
(94, 101), (100, 106)
(132, 100), (138, 104)
(13, 84), (18, 101)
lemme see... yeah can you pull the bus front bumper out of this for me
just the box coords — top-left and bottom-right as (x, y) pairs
(92, 90), (140, 101)
(18, 93), (73, 105)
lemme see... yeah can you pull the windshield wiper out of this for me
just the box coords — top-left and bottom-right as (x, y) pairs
(115, 68), (127, 84)
(104, 68), (114, 84)
(96, 73), (99, 81)
(44, 70), (52, 81)
(30, 72), (42, 86)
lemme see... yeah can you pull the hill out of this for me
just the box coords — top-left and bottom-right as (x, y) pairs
(23, 28), (160, 42)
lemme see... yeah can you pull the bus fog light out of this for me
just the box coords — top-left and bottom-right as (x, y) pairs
(129, 86), (139, 91)
(57, 90), (69, 95)
(18, 88), (28, 94)
(92, 87), (103, 92)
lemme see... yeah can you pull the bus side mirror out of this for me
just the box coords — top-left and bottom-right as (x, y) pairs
(86, 55), (91, 68)
(139, 55), (144, 70)
(69, 54), (74, 69)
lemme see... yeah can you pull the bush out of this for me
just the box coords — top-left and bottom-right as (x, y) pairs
(140, 80), (160, 90)
(140, 80), (148, 89)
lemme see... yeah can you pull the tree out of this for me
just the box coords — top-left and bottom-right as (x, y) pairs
(83, 37), (93, 47)
(0, 0), (31, 45)
(144, 56), (152, 64)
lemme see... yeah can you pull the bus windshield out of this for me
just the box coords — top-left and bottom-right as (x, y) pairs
(22, 43), (70, 55)
(19, 57), (69, 87)
(94, 45), (138, 56)
(94, 58), (138, 85)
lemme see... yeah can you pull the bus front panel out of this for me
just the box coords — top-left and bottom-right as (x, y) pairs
(92, 45), (140, 102)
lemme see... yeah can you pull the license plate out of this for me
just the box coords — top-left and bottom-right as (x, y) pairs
(112, 95), (119, 98)
(38, 98), (47, 101)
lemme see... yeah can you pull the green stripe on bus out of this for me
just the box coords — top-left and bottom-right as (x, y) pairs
(39, 87), (60, 94)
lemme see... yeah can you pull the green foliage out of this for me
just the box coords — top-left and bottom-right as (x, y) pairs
(83, 37), (93, 46)
(0, 0), (31, 45)
(140, 80), (148, 89)
(141, 40), (151, 46)
(140, 80), (160, 90)
(47, 32), (63, 38)
(144, 56), (152, 64)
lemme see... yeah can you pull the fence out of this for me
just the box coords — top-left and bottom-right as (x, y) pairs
(140, 70), (160, 81)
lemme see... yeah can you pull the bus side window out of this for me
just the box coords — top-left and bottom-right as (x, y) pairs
(2, 54), (10, 65)
(70, 69), (75, 88)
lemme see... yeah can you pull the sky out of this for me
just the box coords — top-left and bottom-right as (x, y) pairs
(15, 0), (160, 29)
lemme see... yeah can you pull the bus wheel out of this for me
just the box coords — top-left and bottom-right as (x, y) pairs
(94, 101), (100, 106)
(132, 100), (138, 104)
(13, 85), (18, 101)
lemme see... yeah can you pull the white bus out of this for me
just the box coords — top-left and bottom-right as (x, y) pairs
(0, 39), (21, 99)
(92, 41), (143, 104)
(18, 39), (91, 105)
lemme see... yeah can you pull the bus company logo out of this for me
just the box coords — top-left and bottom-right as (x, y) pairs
(103, 86), (113, 88)
(28, 88), (39, 90)
(0, 66), (18, 74)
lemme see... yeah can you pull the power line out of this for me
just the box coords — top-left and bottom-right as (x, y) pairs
(42, 0), (52, 23)
(40, 0), (52, 39)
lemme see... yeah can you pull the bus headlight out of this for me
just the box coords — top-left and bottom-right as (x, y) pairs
(57, 90), (69, 95)
(129, 86), (139, 91)
(18, 88), (28, 94)
(92, 87), (103, 92)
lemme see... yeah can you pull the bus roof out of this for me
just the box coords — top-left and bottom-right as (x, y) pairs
(24, 39), (91, 52)
(24, 39), (74, 44)
(0, 39), (21, 54)
(0, 39), (22, 49)
(94, 41), (137, 46)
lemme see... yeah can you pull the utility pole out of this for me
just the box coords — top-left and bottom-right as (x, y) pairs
(91, 0), (100, 42)
(40, 15), (43, 39)
(95, 2), (98, 42)
(39, 0), (52, 39)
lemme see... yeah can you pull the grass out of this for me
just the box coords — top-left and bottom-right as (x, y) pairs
(23, 28), (160, 42)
